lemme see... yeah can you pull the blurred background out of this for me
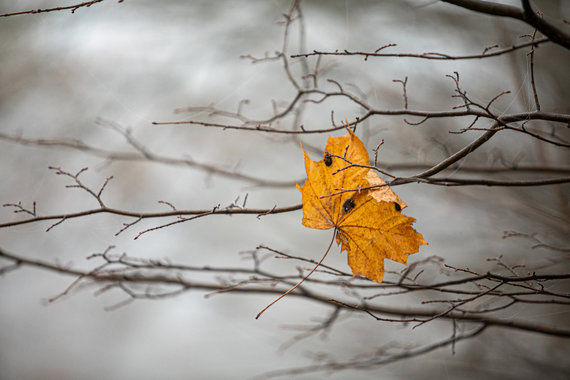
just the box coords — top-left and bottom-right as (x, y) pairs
(0, 0), (569, 379)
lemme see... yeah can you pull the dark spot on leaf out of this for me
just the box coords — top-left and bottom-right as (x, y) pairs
(324, 152), (333, 166)
(395, 203), (401, 211)
(343, 199), (355, 213)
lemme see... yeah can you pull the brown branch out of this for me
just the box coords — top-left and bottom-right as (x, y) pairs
(415, 282), (505, 327)
(291, 37), (550, 60)
(1, 247), (568, 338)
(0, 0), (116, 17)
(257, 245), (351, 277)
(422, 176), (570, 187)
(527, 28), (541, 111)
(462, 125), (570, 148)
(0, 131), (297, 188)
(378, 162), (570, 175)
(441, 0), (570, 49)
(3, 201), (36, 217)
(134, 205), (220, 240)
(0, 204), (302, 230)
(393, 77), (409, 109)
(48, 166), (110, 208)
(153, 109), (570, 134)
(442, 0), (523, 18)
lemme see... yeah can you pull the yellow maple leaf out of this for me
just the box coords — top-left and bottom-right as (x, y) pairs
(296, 130), (427, 283)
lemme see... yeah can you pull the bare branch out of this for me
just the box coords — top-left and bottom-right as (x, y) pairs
(0, 0), (117, 17)
(48, 166), (109, 208)
(442, 0), (570, 49)
(0, 131), (296, 187)
(291, 37), (550, 60)
(0, 204), (303, 230)
(153, 109), (570, 134)
(1, 247), (568, 338)
(392, 76), (409, 109)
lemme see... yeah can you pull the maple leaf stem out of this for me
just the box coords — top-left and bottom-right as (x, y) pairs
(255, 231), (337, 319)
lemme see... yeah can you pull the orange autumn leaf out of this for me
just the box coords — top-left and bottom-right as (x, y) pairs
(296, 130), (427, 283)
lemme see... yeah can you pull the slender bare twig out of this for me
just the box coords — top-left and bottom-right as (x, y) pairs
(0, 0), (116, 17)
(48, 166), (111, 208)
(0, 204), (302, 230)
(525, 28), (541, 111)
(393, 77), (409, 109)
(442, 0), (570, 49)
(291, 37), (550, 60)
(153, 109), (569, 133)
